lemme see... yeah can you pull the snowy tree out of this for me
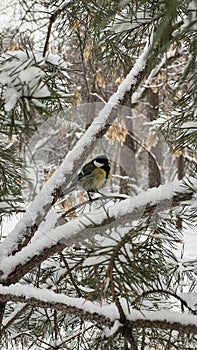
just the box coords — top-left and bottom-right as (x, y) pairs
(0, 1), (197, 349)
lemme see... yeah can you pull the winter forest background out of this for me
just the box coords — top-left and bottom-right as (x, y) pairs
(0, 1), (197, 349)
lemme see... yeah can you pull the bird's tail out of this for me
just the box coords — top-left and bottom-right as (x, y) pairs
(59, 176), (78, 199)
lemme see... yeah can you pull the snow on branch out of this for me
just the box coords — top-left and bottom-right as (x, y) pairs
(0, 178), (196, 285)
(0, 32), (153, 261)
(0, 284), (116, 326)
(0, 284), (197, 335)
(131, 48), (180, 104)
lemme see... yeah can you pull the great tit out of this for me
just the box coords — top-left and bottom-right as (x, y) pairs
(61, 155), (112, 201)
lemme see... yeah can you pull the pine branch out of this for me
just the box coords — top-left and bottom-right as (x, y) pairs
(0, 285), (113, 327)
(56, 194), (127, 224)
(0, 33), (153, 262)
(59, 252), (82, 297)
(132, 289), (197, 315)
(131, 48), (182, 105)
(2, 304), (29, 332)
(43, 1), (72, 56)
(0, 284), (197, 335)
(0, 178), (195, 286)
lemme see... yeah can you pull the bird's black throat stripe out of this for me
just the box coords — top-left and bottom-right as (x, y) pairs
(102, 164), (110, 179)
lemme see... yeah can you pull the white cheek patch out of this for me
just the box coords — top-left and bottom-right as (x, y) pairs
(94, 160), (103, 167)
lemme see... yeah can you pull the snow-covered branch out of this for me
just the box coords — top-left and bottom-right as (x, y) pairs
(0, 178), (195, 285)
(131, 48), (181, 104)
(0, 284), (115, 327)
(0, 284), (197, 335)
(0, 33), (153, 261)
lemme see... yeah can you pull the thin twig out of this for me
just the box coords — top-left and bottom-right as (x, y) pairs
(132, 289), (197, 315)
(43, 2), (71, 56)
(56, 193), (127, 224)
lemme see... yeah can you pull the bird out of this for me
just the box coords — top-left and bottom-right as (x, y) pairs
(61, 155), (112, 201)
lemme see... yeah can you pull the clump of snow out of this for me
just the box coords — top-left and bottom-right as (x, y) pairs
(179, 293), (197, 311)
(0, 51), (69, 112)
(104, 320), (121, 337)
(0, 52), (50, 111)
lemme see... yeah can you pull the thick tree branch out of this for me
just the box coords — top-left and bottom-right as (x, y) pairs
(0, 285), (197, 335)
(0, 285), (114, 327)
(0, 179), (195, 286)
(0, 34), (152, 262)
